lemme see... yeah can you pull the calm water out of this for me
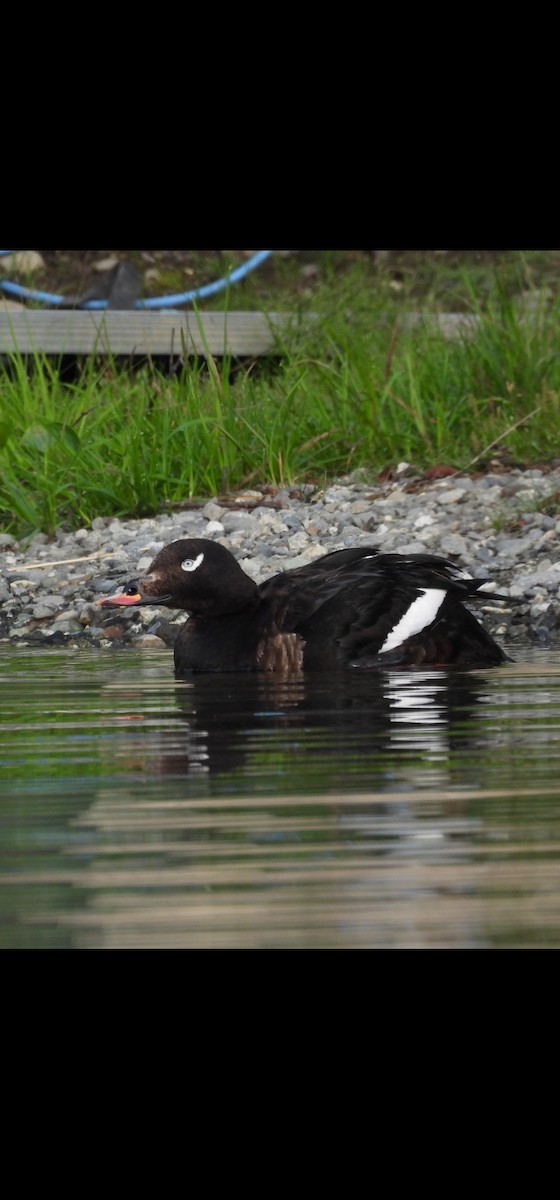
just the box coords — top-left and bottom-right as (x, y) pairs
(1, 643), (560, 949)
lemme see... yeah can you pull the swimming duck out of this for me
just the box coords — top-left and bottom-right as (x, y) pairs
(98, 537), (511, 674)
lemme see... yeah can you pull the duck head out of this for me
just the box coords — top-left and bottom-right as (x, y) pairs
(97, 538), (259, 618)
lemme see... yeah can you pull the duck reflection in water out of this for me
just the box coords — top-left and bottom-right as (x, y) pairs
(130, 667), (495, 789)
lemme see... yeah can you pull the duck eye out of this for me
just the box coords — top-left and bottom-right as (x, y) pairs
(181, 552), (204, 573)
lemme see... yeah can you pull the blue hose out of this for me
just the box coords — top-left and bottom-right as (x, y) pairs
(0, 249), (273, 308)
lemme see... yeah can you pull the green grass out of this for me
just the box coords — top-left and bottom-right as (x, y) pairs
(3, 252), (560, 539)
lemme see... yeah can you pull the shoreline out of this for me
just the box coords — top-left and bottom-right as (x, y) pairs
(2, 465), (560, 654)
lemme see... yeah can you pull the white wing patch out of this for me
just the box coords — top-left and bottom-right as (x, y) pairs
(380, 588), (447, 653)
(181, 552), (204, 573)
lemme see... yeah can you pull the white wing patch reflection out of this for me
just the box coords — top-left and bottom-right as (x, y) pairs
(384, 672), (450, 768)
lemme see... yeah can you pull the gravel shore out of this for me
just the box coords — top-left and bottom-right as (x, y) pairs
(2, 465), (560, 654)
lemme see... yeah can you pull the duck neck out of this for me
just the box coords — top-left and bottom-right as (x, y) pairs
(190, 575), (260, 619)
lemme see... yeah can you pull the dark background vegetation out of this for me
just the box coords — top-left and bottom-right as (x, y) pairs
(11, 248), (559, 312)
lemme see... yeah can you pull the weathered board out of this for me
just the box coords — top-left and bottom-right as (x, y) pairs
(0, 310), (305, 358)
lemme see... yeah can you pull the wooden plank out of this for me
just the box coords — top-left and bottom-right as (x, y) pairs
(0, 307), (484, 361)
(0, 310), (303, 358)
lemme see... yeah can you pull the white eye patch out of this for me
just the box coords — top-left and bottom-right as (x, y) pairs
(181, 552), (204, 573)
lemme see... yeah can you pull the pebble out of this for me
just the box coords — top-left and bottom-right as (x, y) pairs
(3, 466), (560, 650)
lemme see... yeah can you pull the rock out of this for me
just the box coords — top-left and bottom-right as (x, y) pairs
(201, 501), (226, 521)
(1, 250), (45, 275)
(93, 256), (120, 272)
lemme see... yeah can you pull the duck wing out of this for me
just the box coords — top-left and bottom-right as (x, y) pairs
(258, 551), (508, 666)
